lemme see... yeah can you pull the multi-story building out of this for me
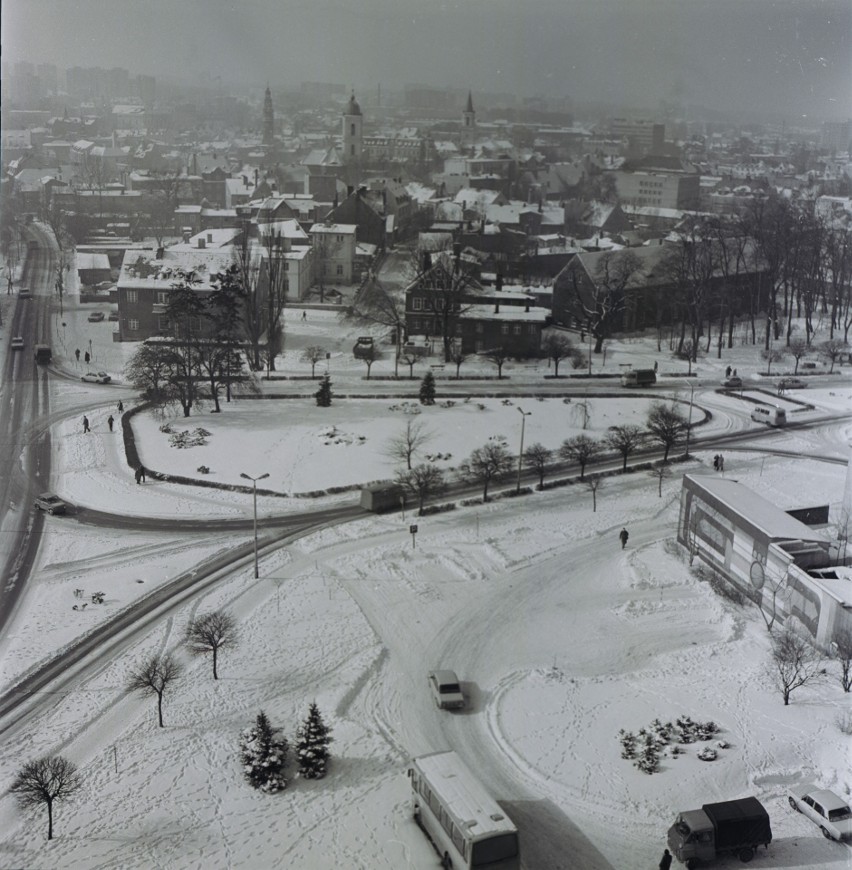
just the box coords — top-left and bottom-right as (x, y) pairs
(309, 222), (357, 285)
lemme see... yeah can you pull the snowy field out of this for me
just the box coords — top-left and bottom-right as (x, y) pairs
(1, 270), (851, 869)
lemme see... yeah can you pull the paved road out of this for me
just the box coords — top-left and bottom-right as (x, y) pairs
(0, 223), (56, 635)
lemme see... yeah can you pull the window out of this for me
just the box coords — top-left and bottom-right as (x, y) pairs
(336, 265), (343, 276)
(501, 324), (509, 335)
(350, 123), (356, 136)
(156, 291), (169, 305)
(513, 324), (521, 335)
(125, 290), (138, 303)
(413, 298), (422, 311)
(157, 316), (169, 332)
(128, 318), (139, 330)
(283, 261), (289, 271)
(411, 318), (419, 331)
(528, 324), (536, 334)
(336, 235), (344, 242)
(476, 323), (483, 333)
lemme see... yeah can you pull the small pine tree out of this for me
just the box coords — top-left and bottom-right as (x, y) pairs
(635, 734), (660, 774)
(315, 374), (333, 407)
(419, 371), (436, 406)
(618, 729), (637, 759)
(240, 711), (289, 792)
(295, 702), (333, 779)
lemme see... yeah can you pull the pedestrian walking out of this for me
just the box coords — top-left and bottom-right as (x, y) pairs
(653, 360), (658, 373)
(659, 848), (673, 870)
(719, 455), (724, 472)
(75, 348), (81, 362)
(733, 368), (737, 377)
(107, 415), (114, 432)
(619, 527), (629, 549)
(725, 365), (732, 377)
(134, 467), (142, 484)
(139, 465), (146, 482)
(82, 415), (90, 433)
(713, 454), (720, 471)
(117, 400), (124, 414)
(301, 310), (307, 321)
(84, 351), (90, 365)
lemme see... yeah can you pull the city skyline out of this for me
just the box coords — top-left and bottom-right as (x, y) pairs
(3, 0), (850, 121)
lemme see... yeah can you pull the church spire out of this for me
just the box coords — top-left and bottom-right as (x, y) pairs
(263, 85), (274, 147)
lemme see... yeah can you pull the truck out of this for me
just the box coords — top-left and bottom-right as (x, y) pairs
(621, 368), (656, 387)
(34, 345), (52, 364)
(667, 797), (772, 867)
(360, 483), (405, 513)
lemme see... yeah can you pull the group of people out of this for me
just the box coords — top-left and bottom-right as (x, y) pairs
(74, 348), (91, 365)
(724, 365), (738, 378)
(81, 400), (123, 435)
(713, 454), (725, 472)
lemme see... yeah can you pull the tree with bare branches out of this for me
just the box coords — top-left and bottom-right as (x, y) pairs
(604, 424), (644, 471)
(127, 654), (182, 727)
(646, 402), (688, 462)
(820, 338), (847, 373)
(185, 611), (238, 680)
(523, 442), (553, 488)
(396, 463), (446, 514)
(830, 628), (852, 693)
(10, 756), (82, 840)
(761, 347), (784, 374)
(769, 627), (824, 706)
(481, 346), (510, 378)
(301, 345), (327, 378)
(649, 463), (671, 497)
(559, 434), (600, 480)
(356, 342), (383, 378)
(343, 277), (405, 376)
(459, 441), (514, 501)
(584, 475), (603, 511)
(540, 332), (583, 376)
(385, 419), (431, 470)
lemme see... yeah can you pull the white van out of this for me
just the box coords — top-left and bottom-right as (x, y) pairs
(751, 405), (786, 427)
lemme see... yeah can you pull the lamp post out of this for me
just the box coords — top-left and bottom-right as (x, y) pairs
(684, 380), (695, 458)
(240, 472), (269, 578)
(516, 407), (531, 493)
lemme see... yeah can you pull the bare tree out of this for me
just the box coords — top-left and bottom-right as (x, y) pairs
(400, 348), (422, 378)
(785, 336), (808, 373)
(820, 338), (847, 373)
(234, 225), (269, 372)
(761, 347), (784, 374)
(540, 332), (582, 376)
(185, 611), (238, 680)
(481, 346), (510, 378)
(10, 756), (82, 841)
(343, 277), (405, 376)
(127, 654), (182, 727)
(395, 463), (446, 514)
(559, 434), (600, 480)
(459, 441), (514, 501)
(830, 628), (852, 693)
(769, 627), (824, 706)
(649, 463), (671, 497)
(523, 442), (553, 488)
(584, 475), (603, 511)
(450, 347), (467, 378)
(646, 402), (688, 462)
(356, 342), (383, 378)
(385, 419), (431, 470)
(571, 396), (592, 430)
(604, 424), (644, 471)
(301, 345), (327, 378)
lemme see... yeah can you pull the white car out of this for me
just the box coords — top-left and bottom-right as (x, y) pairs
(428, 670), (465, 710)
(721, 376), (743, 389)
(788, 786), (852, 841)
(81, 371), (112, 384)
(11, 336), (24, 351)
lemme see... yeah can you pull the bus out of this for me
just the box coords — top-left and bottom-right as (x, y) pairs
(409, 751), (520, 869)
(751, 405), (786, 427)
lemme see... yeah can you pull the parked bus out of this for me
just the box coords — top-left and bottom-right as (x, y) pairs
(409, 751), (520, 869)
(751, 405), (786, 427)
(620, 368), (656, 387)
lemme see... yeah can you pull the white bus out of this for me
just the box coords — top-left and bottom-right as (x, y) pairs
(409, 751), (520, 869)
(751, 405), (787, 427)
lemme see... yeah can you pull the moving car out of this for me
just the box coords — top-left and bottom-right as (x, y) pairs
(33, 493), (68, 515)
(87, 311), (105, 322)
(81, 371), (112, 384)
(11, 336), (24, 350)
(428, 670), (465, 710)
(721, 376), (743, 388)
(788, 786), (852, 841)
(778, 377), (807, 390)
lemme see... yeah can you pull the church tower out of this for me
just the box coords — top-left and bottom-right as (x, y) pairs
(342, 91), (363, 164)
(263, 85), (274, 147)
(461, 90), (476, 148)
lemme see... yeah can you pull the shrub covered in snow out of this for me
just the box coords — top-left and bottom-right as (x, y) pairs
(239, 711), (289, 793)
(296, 702), (333, 779)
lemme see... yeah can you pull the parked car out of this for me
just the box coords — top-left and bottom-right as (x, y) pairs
(778, 377), (807, 390)
(721, 376), (743, 388)
(33, 493), (68, 515)
(788, 786), (852, 841)
(108, 310), (119, 321)
(18, 287), (32, 299)
(87, 311), (105, 322)
(81, 371), (112, 384)
(353, 336), (375, 359)
(428, 670), (465, 710)
(11, 336), (24, 351)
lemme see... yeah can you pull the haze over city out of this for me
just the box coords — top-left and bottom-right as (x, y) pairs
(4, 0), (851, 120)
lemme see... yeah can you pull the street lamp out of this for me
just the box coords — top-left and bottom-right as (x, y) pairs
(684, 380), (695, 458)
(240, 472), (269, 578)
(516, 407), (532, 493)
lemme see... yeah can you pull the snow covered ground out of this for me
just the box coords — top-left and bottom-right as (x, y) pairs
(1, 271), (851, 868)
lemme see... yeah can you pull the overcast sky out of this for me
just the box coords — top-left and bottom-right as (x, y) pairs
(4, 0), (850, 119)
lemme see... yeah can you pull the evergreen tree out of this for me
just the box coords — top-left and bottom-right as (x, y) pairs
(315, 373), (333, 407)
(419, 370), (436, 405)
(295, 702), (333, 779)
(239, 711), (289, 792)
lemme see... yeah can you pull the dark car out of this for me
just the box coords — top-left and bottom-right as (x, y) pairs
(87, 311), (106, 322)
(721, 376), (743, 389)
(34, 493), (68, 515)
(353, 336), (375, 359)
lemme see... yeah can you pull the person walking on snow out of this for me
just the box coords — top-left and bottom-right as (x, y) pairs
(619, 528), (629, 549)
(75, 348), (80, 362)
(659, 848), (673, 870)
(107, 415), (114, 432)
(82, 415), (90, 433)
(117, 400), (124, 414)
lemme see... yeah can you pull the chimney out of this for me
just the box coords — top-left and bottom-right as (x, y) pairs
(207, 232), (213, 243)
(183, 230), (191, 243)
(198, 237), (206, 249)
(494, 302), (500, 313)
(525, 302), (530, 312)
(254, 168), (259, 186)
(422, 251), (432, 272)
(242, 175), (248, 185)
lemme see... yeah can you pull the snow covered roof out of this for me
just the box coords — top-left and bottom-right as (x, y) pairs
(76, 253), (111, 271)
(309, 222), (356, 235)
(460, 303), (549, 323)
